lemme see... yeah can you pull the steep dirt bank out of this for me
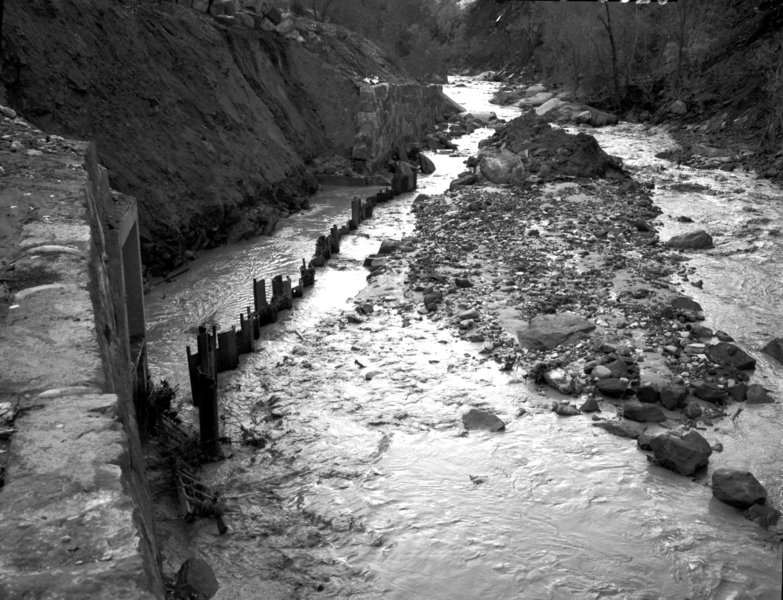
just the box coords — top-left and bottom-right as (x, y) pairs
(1, 0), (432, 276)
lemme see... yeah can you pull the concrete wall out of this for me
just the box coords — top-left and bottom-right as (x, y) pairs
(0, 140), (163, 598)
(352, 83), (447, 171)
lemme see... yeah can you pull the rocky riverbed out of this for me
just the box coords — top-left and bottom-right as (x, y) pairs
(152, 100), (783, 598)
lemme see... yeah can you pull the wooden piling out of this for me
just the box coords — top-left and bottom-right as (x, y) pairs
(241, 311), (254, 352)
(292, 280), (303, 298)
(253, 278), (267, 313)
(186, 346), (200, 406)
(282, 277), (293, 300)
(217, 327), (239, 372)
(272, 274), (283, 298)
(196, 371), (219, 457)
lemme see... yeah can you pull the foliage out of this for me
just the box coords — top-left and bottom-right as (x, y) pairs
(300, 0), (464, 79)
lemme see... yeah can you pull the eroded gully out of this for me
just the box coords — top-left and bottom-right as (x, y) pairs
(145, 79), (782, 599)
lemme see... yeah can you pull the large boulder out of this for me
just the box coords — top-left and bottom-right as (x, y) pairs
(761, 338), (783, 364)
(707, 342), (756, 370)
(649, 431), (711, 476)
(525, 84), (547, 97)
(671, 296), (703, 312)
(592, 420), (640, 439)
(596, 378), (628, 398)
(660, 383), (687, 410)
(623, 401), (666, 423)
(692, 381), (725, 404)
(746, 383), (775, 404)
(712, 469), (767, 509)
(670, 100), (688, 115)
(490, 90), (523, 106)
(544, 368), (575, 395)
(535, 97), (566, 117)
(449, 173), (478, 190)
(462, 408), (505, 432)
(419, 153), (436, 175)
(477, 148), (526, 185)
(519, 92), (554, 107)
(392, 161), (417, 193)
(176, 558), (219, 600)
(636, 383), (661, 404)
(745, 504), (781, 529)
(516, 313), (596, 350)
(552, 402), (580, 416)
(666, 230), (714, 249)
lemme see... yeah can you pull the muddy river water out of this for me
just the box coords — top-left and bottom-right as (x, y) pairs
(146, 79), (782, 599)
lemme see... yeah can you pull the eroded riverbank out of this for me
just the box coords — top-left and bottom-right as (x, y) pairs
(148, 79), (782, 599)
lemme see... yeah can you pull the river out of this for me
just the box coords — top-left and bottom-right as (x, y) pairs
(145, 79), (782, 599)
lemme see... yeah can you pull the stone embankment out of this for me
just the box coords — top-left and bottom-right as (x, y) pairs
(2, 0), (459, 278)
(0, 111), (162, 597)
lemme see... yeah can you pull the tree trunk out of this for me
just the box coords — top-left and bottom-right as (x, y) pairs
(599, 3), (622, 108)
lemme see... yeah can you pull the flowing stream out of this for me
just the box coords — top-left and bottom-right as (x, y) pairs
(146, 79), (782, 599)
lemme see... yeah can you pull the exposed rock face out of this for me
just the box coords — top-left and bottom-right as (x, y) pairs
(623, 401), (666, 423)
(666, 230), (714, 249)
(712, 469), (767, 509)
(707, 342), (756, 370)
(477, 148), (526, 185)
(649, 431), (712, 476)
(516, 313), (596, 350)
(462, 408), (505, 432)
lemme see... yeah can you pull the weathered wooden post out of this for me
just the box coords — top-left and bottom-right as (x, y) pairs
(241, 309), (254, 352)
(331, 225), (341, 249)
(301, 259), (315, 287)
(350, 199), (359, 230)
(217, 326), (239, 372)
(282, 277), (293, 300)
(365, 196), (374, 218)
(197, 369), (219, 457)
(186, 346), (200, 406)
(253, 278), (267, 313)
(272, 274), (284, 298)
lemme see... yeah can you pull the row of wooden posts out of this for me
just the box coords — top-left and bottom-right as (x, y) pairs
(184, 186), (406, 455)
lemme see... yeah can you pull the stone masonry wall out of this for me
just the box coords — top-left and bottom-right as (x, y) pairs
(0, 134), (164, 598)
(352, 83), (447, 171)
